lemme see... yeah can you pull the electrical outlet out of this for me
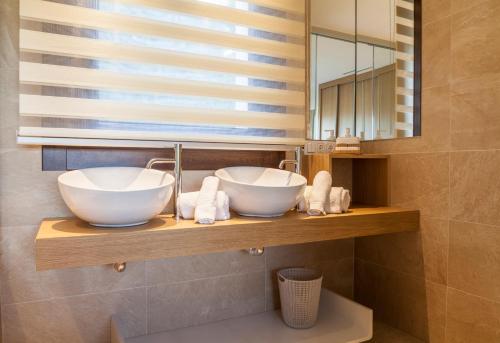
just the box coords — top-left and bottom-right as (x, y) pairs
(304, 141), (336, 154)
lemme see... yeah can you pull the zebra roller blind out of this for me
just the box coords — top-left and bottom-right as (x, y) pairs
(18, 0), (307, 146)
(394, 0), (415, 137)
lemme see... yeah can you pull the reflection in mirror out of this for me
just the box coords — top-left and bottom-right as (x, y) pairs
(309, 0), (356, 140)
(308, 0), (420, 141)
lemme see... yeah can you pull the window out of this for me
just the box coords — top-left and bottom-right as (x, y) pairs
(18, 0), (306, 147)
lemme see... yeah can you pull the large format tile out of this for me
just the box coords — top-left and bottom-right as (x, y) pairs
(148, 271), (265, 334)
(1, 225), (145, 304)
(0, 67), (19, 132)
(0, 0), (19, 68)
(146, 250), (264, 286)
(450, 150), (500, 227)
(451, 0), (500, 82)
(423, 17), (451, 89)
(445, 288), (500, 343)
(355, 260), (446, 343)
(423, 0), (451, 26)
(355, 216), (449, 285)
(451, 0), (489, 13)
(450, 84), (500, 150)
(0, 148), (72, 226)
(390, 153), (450, 219)
(448, 221), (500, 302)
(2, 288), (148, 343)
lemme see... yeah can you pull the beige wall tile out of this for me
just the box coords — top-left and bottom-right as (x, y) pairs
(423, 0), (451, 26)
(356, 216), (449, 285)
(2, 288), (147, 343)
(450, 85), (500, 150)
(148, 271), (265, 334)
(146, 250), (264, 286)
(448, 221), (500, 302)
(423, 17), (451, 89)
(451, 0), (489, 13)
(0, 148), (73, 226)
(450, 150), (500, 226)
(1, 225), (145, 304)
(355, 260), (446, 343)
(445, 288), (500, 343)
(0, 0), (19, 68)
(0, 67), (19, 132)
(451, 1), (500, 81)
(390, 153), (450, 219)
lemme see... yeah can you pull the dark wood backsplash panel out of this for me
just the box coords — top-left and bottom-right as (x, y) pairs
(42, 146), (285, 171)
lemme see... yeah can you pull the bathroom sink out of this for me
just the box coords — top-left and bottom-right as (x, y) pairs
(58, 167), (175, 227)
(215, 166), (306, 217)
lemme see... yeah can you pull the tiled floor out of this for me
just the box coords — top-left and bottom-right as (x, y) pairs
(368, 321), (424, 343)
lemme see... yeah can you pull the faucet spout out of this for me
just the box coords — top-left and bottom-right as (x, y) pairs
(278, 146), (302, 175)
(278, 159), (298, 170)
(146, 144), (182, 221)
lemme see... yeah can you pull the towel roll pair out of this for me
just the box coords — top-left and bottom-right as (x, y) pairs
(178, 176), (230, 224)
(298, 185), (351, 214)
(178, 190), (230, 222)
(300, 170), (350, 215)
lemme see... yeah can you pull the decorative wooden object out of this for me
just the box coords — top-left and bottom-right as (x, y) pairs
(36, 207), (418, 271)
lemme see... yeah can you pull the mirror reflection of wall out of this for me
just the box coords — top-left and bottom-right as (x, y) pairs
(308, 0), (419, 141)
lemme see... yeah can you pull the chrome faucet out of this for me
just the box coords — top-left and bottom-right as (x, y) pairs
(278, 146), (302, 175)
(278, 159), (298, 170)
(146, 144), (182, 221)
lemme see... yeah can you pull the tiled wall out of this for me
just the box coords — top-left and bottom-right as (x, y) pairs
(0, 1), (354, 342)
(355, 0), (500, 342)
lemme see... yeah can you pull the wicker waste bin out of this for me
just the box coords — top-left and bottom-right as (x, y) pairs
(277, 268), (323, 329)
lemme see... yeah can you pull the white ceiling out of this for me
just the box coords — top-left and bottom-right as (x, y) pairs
(311, 0), (395, 42)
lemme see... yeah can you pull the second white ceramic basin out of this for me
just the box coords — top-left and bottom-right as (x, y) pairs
(215, 166), (307, 217)
(58, 167), (175, 227)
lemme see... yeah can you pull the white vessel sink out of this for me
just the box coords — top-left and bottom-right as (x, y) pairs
(215, 166), (306, 217)
(58, 167), (175, 227)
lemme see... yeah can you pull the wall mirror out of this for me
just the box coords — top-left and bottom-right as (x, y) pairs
(307, 0), (421, 141)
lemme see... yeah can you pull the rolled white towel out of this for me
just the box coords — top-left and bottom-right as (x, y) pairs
(299, 186), (351, 214)
(298, 186), (312, 212)
(307, 171), (332, 216)
(194, 176), (219, 224)
(178, 191), (230, 221)
(326, 187), (351, 214)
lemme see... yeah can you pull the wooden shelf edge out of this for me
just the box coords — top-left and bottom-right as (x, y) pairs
(35, 207), (419, 271)
(330, 153), (389, 159)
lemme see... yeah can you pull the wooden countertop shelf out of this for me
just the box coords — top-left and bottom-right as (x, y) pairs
(35, 207), (419, 271)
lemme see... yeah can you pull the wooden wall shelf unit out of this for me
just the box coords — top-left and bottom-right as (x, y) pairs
(303, 153), (390, 207)
(36, 207), (419, 271)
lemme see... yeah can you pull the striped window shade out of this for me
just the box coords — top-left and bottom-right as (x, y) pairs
(394, 0), (415, 138)
(18, 0), (307, 147)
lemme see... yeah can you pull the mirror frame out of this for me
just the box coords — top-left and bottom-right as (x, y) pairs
(305, 0), (422, 140)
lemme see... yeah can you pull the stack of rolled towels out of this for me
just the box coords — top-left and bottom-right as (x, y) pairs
(298, 170), (350, 215)
(178, 176), (230, 224)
